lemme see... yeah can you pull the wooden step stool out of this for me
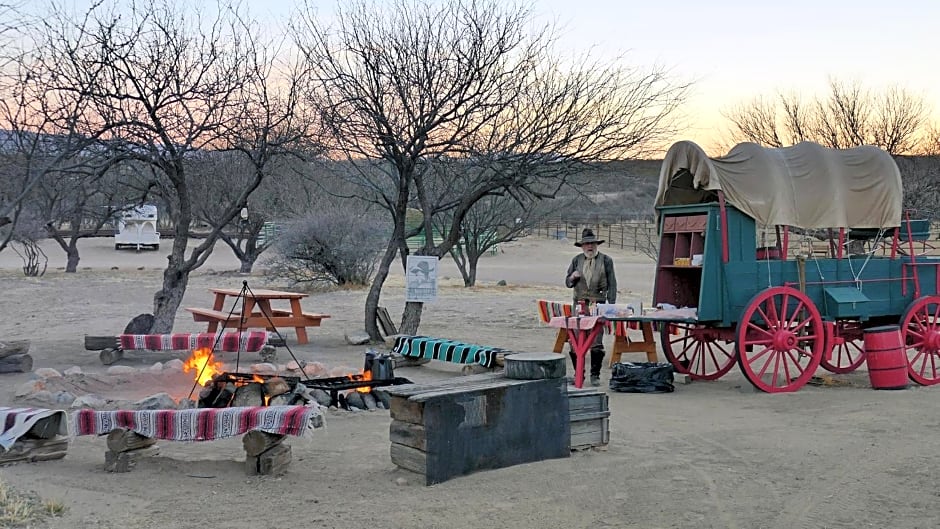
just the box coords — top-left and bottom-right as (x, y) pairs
(608, 321), (658, 366)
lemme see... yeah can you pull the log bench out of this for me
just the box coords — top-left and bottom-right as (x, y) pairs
(388, 335), (510, 369)
(83, 331), (282, 365)
(72, 405), (323, 475)
(0, 407), (69, 464)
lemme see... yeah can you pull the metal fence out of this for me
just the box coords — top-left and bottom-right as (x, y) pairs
(533, 218), (658, 255)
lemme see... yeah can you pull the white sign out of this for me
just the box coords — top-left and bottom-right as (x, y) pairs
(406, 255), (438, 302)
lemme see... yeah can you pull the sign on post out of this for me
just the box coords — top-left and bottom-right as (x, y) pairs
(406, 256), (438, 302)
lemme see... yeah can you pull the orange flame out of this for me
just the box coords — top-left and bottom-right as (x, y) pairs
(355, 369), (372, 393)
(183, 347), (223, 386)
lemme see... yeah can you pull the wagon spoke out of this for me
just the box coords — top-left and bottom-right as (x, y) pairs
(902, 296), (940, 386)
(661, 324), (736, 380)
(746, 321), (774, 341)
(786, 301), (805, 328)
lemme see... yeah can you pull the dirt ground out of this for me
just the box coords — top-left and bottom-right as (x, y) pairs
(1, 237), (939, 529)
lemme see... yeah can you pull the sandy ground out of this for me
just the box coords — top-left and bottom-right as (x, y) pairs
(1, 237), (939, 529)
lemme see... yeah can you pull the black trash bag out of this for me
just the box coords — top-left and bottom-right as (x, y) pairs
(609, 362), (675, 393)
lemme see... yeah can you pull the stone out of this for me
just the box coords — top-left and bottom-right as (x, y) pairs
(250, 363), (278, 376)
(310, 389), (332, 407)
(285, 360), (306, 371)
(345, 392), (366, 410)
(63, 366), (83, 376)
(259, 345), (277, 363)
(344, 331), (371, 345)
(361, 393), (378, 411)
(71, 394), (107, 409)
(135, 392), (177, 410)
(107, 365), (138, 376)
(177, 398), (196, 409)
(29, 390), (54, 404)
(14, 380), (45, 398)
(497, 280), (507, 286)
(34, 368), (62, 379)
(53, 391), (76, 406)
(395, 477), (409, 486)
(123, 313), (154, 335)
(303, 362), (328, 377)
(146, 362), (164, 374)
(164, 359), (185, 372)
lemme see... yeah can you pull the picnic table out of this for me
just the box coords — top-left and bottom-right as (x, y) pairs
(185, 287), (330, 345)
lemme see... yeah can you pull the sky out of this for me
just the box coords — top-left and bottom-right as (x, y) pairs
(57, 0), (940, 154)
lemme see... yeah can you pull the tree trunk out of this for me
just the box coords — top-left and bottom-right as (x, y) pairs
(239, 259), (253, 273)
(65, 243), (80, 273)
(365, 240), (400, 342)
(151, 255), (190, 334)
(466, 252), (480, 287)
(400, 301), (424, 335)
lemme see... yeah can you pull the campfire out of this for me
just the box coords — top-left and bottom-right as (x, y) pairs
(184, 348), (412, 410)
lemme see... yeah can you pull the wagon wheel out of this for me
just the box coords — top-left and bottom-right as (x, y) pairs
(660, 323), (736, 380)
(900, 296), (940, 385)
(820, 321), (866, 374)
(736, 286), (825, 393)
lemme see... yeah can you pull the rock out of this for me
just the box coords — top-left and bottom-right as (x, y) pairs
(497, 279), (507, 286)
(286, 360), (306, 371)
(146, 362), (164, 374)
(250, 363), (278, 376)
(177, 398), (196, 409)
(107, 365), (138, 376)
(164, 359), (185, 372)
(361, 393), (378, 411)
(14, 380), (45, 398)
(329, 366), (357, 378)
(34, 367), (62, 379)
(345, 391), (366, 410)
(63, 366), (83, 376)
(310, 389), (332, 407)
(71, 394), (107, 409)
(259, 345), (277, 363)
(53, 391), (76, 406)
(29, 390), (54, 404)
(373, 389), (391, 409)
(123, 313), (154, 335)
(303, 362), (328, 377)
(395, 477), (409, 486)
(344, 331), (371, 345)
(135, 392), (177, 410)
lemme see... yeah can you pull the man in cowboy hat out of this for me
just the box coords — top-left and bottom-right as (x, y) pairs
(565, 228), (617, 386)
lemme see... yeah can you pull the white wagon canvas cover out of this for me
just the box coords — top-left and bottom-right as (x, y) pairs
(655, 141), (903, 229)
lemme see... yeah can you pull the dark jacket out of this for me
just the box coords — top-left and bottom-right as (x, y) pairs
(565, 252), (616, 303)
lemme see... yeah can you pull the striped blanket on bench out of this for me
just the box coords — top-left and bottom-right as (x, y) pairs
(119, 331), (269, 352)
(72, 405), (322, 441)
(1, 407), (69, 451)
(391, 335), (507, 368)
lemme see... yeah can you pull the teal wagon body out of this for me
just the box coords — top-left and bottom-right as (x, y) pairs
(636, 140), (940, 392)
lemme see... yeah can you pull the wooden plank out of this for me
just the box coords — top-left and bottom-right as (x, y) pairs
(389, 397), (424, 425)
(389, 420), (427, 451)
(242, 431), (285, 457)
(410, 378), (541, 403)
(84, 336), (118, 350)
(104, 445), (160, 473)
(376, 307), (398, 337)
(390, 442), (427, 476)
(0, 340), (30, 359)
(380, 372), (506, 398)
(107, 429), (157, 453)
(0, 437), (68, 465)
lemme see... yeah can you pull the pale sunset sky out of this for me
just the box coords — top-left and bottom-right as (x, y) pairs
(253, 0), (939, 154)
(53, 0), (940, 155)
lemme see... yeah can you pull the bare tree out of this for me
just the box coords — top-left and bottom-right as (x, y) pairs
(294, 0), (690, 340)
(14, 0), (313, 332)
(723, 78), (931, 155)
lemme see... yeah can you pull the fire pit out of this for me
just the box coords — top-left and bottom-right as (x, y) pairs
(301, 375), (413, 408)
(198, 372), (304, 408)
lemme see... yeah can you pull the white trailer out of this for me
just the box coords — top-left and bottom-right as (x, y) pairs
(114, 204), (160, 251)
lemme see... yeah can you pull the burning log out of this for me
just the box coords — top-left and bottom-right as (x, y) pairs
(0, 354), (32, 373)
(263, 377), (290, 398)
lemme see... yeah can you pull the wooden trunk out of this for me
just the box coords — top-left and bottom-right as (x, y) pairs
(0, 354), (32, 373)
(84, 336), (119, 350)
(567, 387), (610, 450)
(503, 352), (566, 380)
(245, 442), (291, 476)
(0, 437), (68, 465)
(99, 347), (125, 365)
(242, 431), (284, 457)
(107, 428), (157, 453)
(104, 445), (160, 473)
(0, 339), (30, 359)
(382, 372), (569, 485)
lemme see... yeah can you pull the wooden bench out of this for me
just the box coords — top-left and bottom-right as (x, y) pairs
(185, 307), (330, 345)
(83, 331), (280, 365)
(0, 407), (69, 465)
(73, 405), (323, 475)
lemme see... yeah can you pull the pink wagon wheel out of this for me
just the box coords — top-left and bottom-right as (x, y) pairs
(660, 323), (736, 380)
(820, 320), (866, 374)
(900, 296), (940, 386)
(736, 286), (825, 393)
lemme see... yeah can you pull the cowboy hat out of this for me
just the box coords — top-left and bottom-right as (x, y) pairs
(574, 228), (605, 247)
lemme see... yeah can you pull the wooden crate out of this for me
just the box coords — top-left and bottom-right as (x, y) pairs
(381, 373), (569, 485)
(567, 387), (609, 450)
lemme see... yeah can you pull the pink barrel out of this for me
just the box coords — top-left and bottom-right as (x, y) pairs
(863, 325), (910, 390)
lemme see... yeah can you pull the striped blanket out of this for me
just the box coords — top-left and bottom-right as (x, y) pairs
(72, 405), (322, 441)
(536, 300), (637, 335)
(391, 335), (507, 368)
(0, 407), (69, 450)
(119, 332), (269, 352)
